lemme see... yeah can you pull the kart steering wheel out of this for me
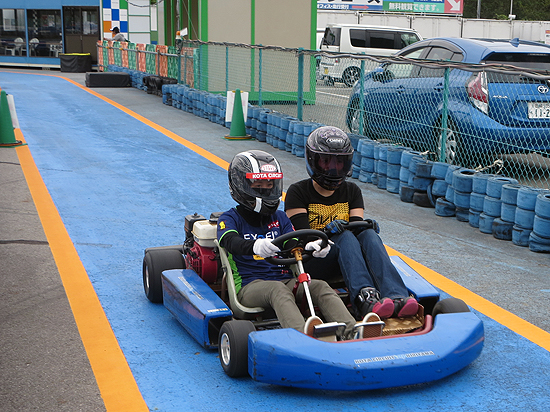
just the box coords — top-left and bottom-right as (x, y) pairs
(265, 229), (328, 266)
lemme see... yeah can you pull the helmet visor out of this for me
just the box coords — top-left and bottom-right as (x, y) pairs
(310, 152), (353, 180)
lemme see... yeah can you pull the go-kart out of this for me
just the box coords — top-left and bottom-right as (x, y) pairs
(142, 213), (484, 390)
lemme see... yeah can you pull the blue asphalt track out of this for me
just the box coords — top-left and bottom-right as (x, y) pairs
(2, 71), (550, 411)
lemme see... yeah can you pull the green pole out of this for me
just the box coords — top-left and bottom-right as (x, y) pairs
(297, 48), (304, 121)
(440, 67), (450, 162)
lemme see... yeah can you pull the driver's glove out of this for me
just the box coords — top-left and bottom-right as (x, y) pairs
(253, 238), (280, 258)
(305, 239), (331, 258)
(364, 218), (380, 234)
(324, 219), (347, 235)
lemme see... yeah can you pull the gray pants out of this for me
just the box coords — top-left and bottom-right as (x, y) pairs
(237, 278), (356, 335)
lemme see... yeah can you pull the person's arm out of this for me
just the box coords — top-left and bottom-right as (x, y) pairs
(218, 230), (255, 255)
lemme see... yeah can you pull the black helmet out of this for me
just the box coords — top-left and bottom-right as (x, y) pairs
(306, 126), (353, 190)
(228, 150), (283, 215)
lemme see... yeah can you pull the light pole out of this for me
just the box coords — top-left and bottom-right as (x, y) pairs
(477, 0), (481, 19)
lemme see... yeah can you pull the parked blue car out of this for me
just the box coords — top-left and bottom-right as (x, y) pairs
(346, 38), (550, 164)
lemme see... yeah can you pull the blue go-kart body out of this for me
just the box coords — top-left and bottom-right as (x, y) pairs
(157, 251), (484, 391)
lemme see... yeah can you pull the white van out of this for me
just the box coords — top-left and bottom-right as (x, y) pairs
(318, 24), (423, 86)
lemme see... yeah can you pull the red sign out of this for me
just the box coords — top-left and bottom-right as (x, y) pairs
(445, 0), (463, 14)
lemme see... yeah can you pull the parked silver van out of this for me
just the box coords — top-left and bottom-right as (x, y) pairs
(318, 24), (422, 86)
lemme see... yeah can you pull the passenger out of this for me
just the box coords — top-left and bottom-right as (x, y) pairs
(217, 149), (361, 338)
(285, 126), (419, 320)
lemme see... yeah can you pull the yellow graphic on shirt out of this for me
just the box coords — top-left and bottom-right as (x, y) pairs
(308, 203), (350, 230)
(219, 221), (226, 230)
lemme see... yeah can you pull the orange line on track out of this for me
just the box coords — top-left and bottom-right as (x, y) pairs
(14, 128), (149, 412)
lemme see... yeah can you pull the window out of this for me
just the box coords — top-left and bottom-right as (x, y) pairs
(369, 31), (395, 49)
(418, 47), (463, 78)
(350, 29), (367, 48)
(387, 49), (424, 79)
(0, 9), (26, 56)
(400, 32), (421, 48)
(27, 9), (62, 57)
(323, 27), (340, 47)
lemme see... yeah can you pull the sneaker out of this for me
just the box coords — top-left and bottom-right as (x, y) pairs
(393, 296), (419, 318)
(355, 287), (394, 319)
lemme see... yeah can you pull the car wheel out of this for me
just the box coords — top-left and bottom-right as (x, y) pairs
(432, 297), (470, 317)
(347, 99), (367, 135)
(143, 249), (185, 303)
(342, 67), (360, 87)
(436, 119), (462, 165)
(219, 320), (256, 377)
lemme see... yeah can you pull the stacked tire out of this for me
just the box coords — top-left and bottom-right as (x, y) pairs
(451, 168), (476, 222)
(435, 165), (460, 217)
(482, 177), (518, 239)
(529, 191), (550, 252)
(386, 146), (405, 194)
(513, 187), (546, 247)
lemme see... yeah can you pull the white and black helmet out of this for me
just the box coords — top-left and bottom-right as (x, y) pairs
(228, 150), (283, 215)
(306, 126), (353, 191)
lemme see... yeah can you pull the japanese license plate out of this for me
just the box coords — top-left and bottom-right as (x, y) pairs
(528, 102), (550, 119)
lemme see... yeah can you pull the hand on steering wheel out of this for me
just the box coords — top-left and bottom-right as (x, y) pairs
(265, 229), (328, 266)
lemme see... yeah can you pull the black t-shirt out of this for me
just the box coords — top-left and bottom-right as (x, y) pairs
(284, 179), (364, 230)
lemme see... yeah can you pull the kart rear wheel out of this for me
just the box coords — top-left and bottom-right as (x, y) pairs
(432, 297), (470, 317)
(143, 249), (184, 303)
(219, 320), (255, 377)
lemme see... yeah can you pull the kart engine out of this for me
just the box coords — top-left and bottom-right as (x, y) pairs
(183, 213), (222, 284)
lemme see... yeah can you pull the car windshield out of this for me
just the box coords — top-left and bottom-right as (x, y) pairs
(323, 27), (340, 46)
(400, 33), (420, 48)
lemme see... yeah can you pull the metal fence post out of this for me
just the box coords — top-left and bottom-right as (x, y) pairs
(297, 48), (304, 121)
(184, 52), (188, 85)
(440, 67), (451, 162)
(225, 46), (229, 93)
(259, 47), (263, 107)
(359, 58), (365, 136)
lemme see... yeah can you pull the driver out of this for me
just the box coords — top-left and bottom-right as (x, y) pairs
(285, 126), (419, 320)
(217, 150), (360, 338)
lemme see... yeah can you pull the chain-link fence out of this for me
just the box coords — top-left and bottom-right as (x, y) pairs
(97, 39), (550, 189)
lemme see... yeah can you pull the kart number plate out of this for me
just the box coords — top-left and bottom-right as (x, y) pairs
(528, 102), (550, 119)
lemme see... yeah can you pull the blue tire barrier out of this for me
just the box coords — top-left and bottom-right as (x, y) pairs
(266, 135), (273, 145)
(486, 176), (519, 199)
(517, 187), (550, 211)
(346, 133), (362, 150)
(501, 202), (516, 223)
(415, 160), (433, 178)
(426, 183), (437, 207)
(492, 218), (513, 240)
(435, 197), (456, 217)
(535, 193), (550, 219)
(351, 166), (360, 179)
(501, 183), (522, 206)
(353, 151), (361, 170)
(445, 185), (455, 203)
(377, 175), (387, 190)
(361, 157), (375, 173)
(358, 170), (372, 183)
(469, 192), (485, 212)
(386, 177), (400, 194)
(469, 210), (481, 228)
(400, 150), (422, 168)
(445, 164), (461, 185)
(409, 156), (426, 175)
(378, 145), (388, 162)
(387, 162), (401, 179)
(400, 184), (415, 203)
(456, 206), (469, 222)
(399, 166), (410, 183)
(432, 179), (448, 197)
(479, 213), (495, 234)
(256, 131), (267, 142)
(377, 160), (388, 176)
(413, 176), (432, 191)
(278, 139), (286, 151)
(361, 140), (377, 158)
(453, 190), (471, 209)
(512, 225), (531, 247)
(387, 146), (406, 165)
(452, 168), (476, 193)
(373, 144), (380, 161)
(471, 172), (493, 194)
(430, 162), (449, 180)
(515, 207), (536, 230)
(407, 172), (415, 187)
(528, 231), (550, 253)
(371, 173), (379, 186)
(533, 215), (550, 238)
(413, 191), (433, 208)
(483, 196), (502, 218)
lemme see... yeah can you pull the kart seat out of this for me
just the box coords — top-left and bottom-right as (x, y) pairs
(215, 240), (266, 320)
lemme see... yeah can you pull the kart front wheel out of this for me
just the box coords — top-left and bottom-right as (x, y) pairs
(432, 297), (470, 317)
(219, 320), (255, 377)
(143, 249), (184, 303)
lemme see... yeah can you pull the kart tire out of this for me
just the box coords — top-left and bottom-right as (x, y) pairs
(219, 320), (256, 378)
(432, 297), (470, 317)
(452, 168), (476, 193)
(143, 249), (185, 303)
(535, 193), (550, 219)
